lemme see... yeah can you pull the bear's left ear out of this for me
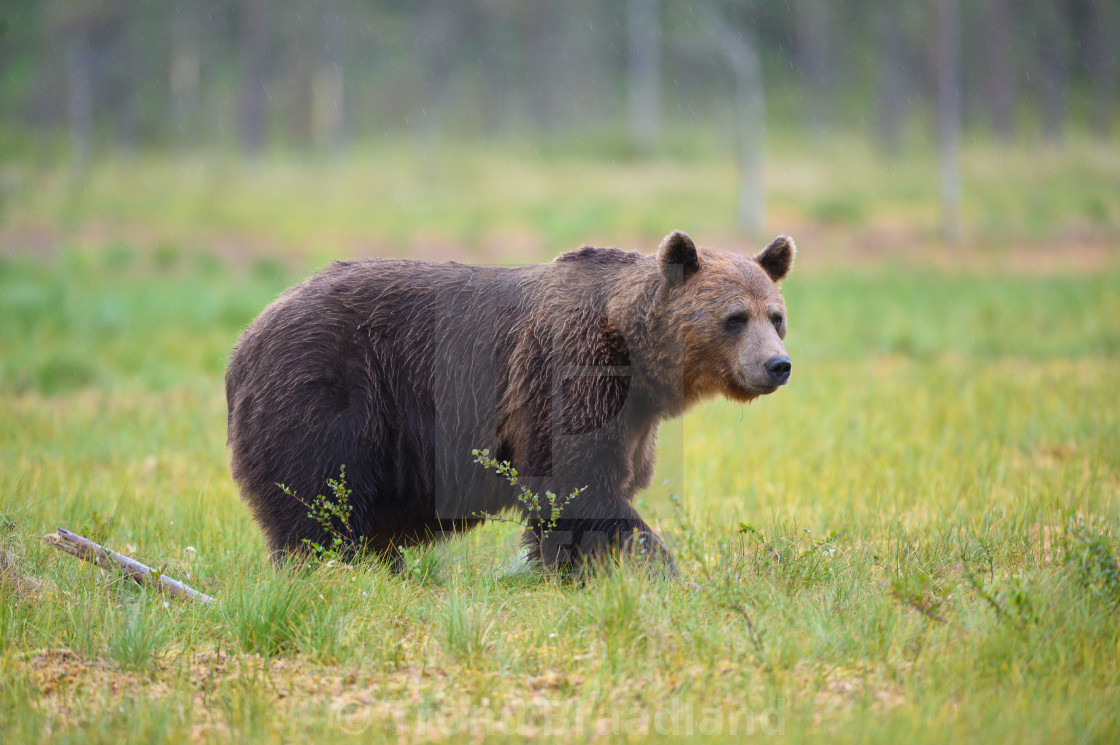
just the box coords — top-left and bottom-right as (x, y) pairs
(754, 235), (796, 282)
(658, 230), (700, 283)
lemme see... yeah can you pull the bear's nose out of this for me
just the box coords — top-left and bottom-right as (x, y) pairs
(763, 355), (791, 386)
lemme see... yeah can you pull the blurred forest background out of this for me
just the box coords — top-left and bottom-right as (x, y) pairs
(0, 0), (1118, 261)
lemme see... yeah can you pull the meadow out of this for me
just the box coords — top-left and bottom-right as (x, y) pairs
(1, 135), (1119, 743)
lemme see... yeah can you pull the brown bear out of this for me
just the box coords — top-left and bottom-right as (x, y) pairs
(225, 231), (794, 570)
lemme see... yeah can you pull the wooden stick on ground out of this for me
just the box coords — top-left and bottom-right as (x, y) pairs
(43, 527), (215, 604)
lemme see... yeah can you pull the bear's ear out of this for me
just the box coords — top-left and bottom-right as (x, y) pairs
(658, 231), (700, 283)
(754, 235), (796, 282)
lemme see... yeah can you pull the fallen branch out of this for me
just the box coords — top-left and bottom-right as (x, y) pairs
(43, 527), (215, 604)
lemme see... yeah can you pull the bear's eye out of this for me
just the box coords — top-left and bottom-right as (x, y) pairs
(770, 314), (784, 330)
(724, 312), (749, 330)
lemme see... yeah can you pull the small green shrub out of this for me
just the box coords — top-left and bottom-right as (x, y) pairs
(470, 448), (584, 536)
(29, 354), (97, 394)
(395, 543), (444, 584)
(738, 522), (842, 591)
(961, 545), (1037, 626)
(279, 466), (360, 563)
(1064, 518), (1120, 608)
(251, 257), (286, 282)
(809, 196), (867, 225)
(887, 569), (949, 624)
(152, 242), (181, 272)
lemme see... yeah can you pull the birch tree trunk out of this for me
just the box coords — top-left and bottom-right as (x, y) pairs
(65, 24), (94, 175)
(875, 0), (906, 153)
(706, 8), (765, 235)
(985, 0), (1016, 138)
(1038, 0), (1070, 139)
(313, 5), (346, 149)
(239, 0), (269, 152)
(627, 0), (661, 148)
(170, 0), (200, 144)
(792, 0), (829, 134)
(1087, 0), (1116, 137)
(936, 0), (962, 242)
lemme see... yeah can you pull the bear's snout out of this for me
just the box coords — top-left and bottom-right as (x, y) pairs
(763, 355), (792, 386)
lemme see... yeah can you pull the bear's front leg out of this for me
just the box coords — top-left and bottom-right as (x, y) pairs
(511, 390), (674, 573)
(522, 501), (675, 574)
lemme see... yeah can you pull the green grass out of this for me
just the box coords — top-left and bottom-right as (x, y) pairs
(3, 131), (1119, 257)
(1, 246), (1118, 743)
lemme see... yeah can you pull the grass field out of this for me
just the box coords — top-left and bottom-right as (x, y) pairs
(1, 140), (1119, 743)
(4, 131), (1120, 260)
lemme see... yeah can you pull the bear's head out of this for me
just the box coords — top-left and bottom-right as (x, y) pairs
(657, 230), (795, 405)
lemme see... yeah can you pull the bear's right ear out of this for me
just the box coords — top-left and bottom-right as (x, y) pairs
(754, 235), (796, 282)
(658, 231), (700, 284)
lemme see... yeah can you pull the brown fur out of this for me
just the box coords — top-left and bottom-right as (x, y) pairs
(225, 232), (795, 570)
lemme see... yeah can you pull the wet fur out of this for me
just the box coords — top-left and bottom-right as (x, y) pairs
(226, 235), (793, 570)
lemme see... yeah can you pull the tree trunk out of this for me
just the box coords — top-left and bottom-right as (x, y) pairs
(479, 5), (512, 134)
(286, 6), (315, 148)
(936, 0), (961, 242)
(985, 0), (1016, 138)
(792, 0), (829, 133)
(524, 5), (567, 134)
(626, 0), (661, 148)
(1087, 0), (1117, 136)
(875, 0), (906, 153)
(706, 9), (765, 235)
(65, 24), (94, 175)
(239, 0), (269, 152)
(313, 6), (346, 149)
(170, 0), (200, 144)
(1038, 0), (1070, 139)
(562, 0), (608, 130)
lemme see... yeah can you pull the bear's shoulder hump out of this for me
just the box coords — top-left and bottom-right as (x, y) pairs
(554, 246), (643, 266)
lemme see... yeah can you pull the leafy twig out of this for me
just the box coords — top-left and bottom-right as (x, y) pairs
(471, 449), (584, 534)
(279, 466), (359, 563)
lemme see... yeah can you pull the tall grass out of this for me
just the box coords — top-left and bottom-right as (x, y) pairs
(3, 132), (1118, 257)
